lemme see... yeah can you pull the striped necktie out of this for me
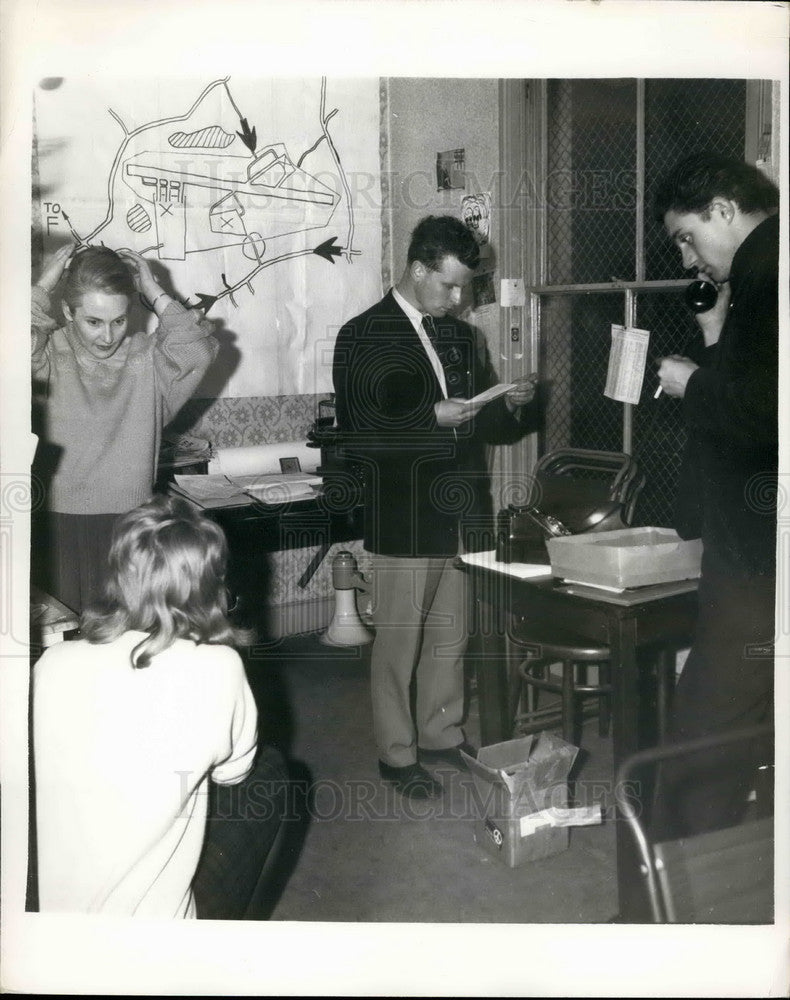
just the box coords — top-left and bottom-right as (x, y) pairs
(422, 315), (468, 398)
(422, 314), (439, 346)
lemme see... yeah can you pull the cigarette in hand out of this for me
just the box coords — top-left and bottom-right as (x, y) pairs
(654, 386), (663, 399)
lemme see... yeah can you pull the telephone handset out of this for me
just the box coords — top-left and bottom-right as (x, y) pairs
(684, 278), (718, 314)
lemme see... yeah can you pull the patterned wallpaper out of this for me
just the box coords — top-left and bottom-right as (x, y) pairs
(379, 78), (392, 291)
(174, 394), (323, 450)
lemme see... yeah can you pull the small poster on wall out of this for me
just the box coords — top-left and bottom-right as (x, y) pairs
(461, 192), (491, 246)
(436, 148), (466, 190)
(463, 192), (494, 307)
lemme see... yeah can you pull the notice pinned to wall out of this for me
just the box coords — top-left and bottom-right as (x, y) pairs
(499, 278), (525, 308)
(436, 148), (466, 190)
(461, 192), (491, 247)
(33, 77), (384, 398)
(604, 325), (651, 405)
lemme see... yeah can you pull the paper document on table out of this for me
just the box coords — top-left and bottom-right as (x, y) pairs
(460, 549), (552, 580)
(235, 472), (322, 504)
(465, 383), (516, 406)
(174, 474), (246, 504)
(604, 325), (651, 405)
(172, 472), (322, 507)
(561, 578), (626, 594)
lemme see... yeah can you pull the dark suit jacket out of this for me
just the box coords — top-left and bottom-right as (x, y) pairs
(332, 289), (535, 557)
(674, 213), (778, 577)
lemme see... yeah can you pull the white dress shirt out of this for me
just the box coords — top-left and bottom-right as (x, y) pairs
(392, 286), (448, 399)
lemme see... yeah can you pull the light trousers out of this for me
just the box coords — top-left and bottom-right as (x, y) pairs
(367, 552), (469, 767)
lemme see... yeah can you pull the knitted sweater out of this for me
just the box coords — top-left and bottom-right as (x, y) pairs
(32, 287), (217, 514)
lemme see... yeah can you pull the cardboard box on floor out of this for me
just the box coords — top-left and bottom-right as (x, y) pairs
(461, 733), (602, 867)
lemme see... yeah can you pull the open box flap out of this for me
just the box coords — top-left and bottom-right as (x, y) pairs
(463, 733), (578, 798)
(527, 732), (578, 787)
(463, 735), (535, 795)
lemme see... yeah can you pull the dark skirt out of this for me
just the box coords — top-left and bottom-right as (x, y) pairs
(192, 744), (290, 920)
(31, 511), (121, 615)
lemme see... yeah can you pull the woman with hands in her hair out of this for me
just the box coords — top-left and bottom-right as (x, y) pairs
(32, 244), (218, 612)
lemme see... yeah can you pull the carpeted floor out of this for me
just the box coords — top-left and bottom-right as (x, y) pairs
(241, 632), (620, 923)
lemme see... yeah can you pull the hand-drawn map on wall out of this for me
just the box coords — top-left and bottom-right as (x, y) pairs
(33, 77), (383, 397)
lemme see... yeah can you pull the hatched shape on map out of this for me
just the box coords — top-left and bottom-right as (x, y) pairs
(126, 203), (152, 233)
(168, 125), (235, 149)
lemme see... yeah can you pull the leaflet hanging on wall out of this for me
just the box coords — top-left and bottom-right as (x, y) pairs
(604, 324), (651, 405)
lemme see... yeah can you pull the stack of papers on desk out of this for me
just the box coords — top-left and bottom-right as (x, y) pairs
(237, 473), (322, 503)
(172, 472), (322, 508)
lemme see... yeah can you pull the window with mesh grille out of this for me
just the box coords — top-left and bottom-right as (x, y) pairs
(537, 78), (750, 527)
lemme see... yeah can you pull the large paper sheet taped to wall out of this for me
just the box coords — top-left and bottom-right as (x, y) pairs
(33, 77), (383, 398)
(208, 442), (319, 477)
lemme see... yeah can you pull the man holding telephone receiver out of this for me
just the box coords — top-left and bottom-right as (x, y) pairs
(653, 153), (779, 838)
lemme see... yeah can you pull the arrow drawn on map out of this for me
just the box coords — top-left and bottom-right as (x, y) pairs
(313, 237), (343, 264)
(193, 293), (219, 313)
(191, 238), (345, 314)
(60, 209), (86, 247)
(222, 80), (258, 155)
(236, 117), (258, 155)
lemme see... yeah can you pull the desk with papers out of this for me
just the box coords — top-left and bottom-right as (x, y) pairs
(171, 471), (324, 509)
(168, 471), (364, 594)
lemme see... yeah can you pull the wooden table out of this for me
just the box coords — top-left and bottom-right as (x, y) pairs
(459, 551), (699, 920)
(172, 490), (365, 634)
(171, 485), (363, 576)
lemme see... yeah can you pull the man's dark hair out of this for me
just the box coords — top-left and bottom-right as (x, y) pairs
(653, 152), (779, 223)
(407, 215), (480, 271)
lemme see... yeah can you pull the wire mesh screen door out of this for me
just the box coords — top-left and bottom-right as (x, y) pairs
(535, 78), (751, 527)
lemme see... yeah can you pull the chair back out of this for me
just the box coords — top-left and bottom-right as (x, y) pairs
(615, 723), (774, 923)
(529, 449), (645, 532)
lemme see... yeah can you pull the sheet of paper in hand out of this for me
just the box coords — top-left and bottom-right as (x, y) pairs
(464, 383), (517, 406)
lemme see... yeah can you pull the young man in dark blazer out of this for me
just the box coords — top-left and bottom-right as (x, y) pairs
(333, 215), (538, 799)
(654, 153), (779, 837)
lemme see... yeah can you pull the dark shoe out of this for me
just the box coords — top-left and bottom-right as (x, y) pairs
(418, 740), (478, 771)
(378, 761), (443, 799)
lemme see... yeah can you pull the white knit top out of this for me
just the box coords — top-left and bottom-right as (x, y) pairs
(33, 632), (258, 917)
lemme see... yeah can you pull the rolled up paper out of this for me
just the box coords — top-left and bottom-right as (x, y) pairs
(207, 441), (319, 477)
